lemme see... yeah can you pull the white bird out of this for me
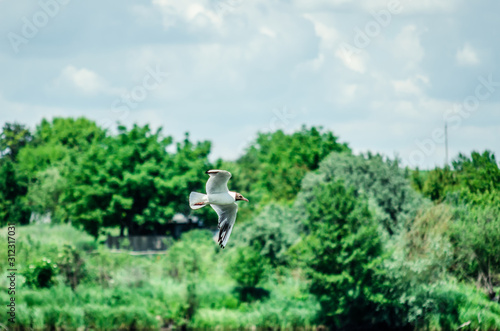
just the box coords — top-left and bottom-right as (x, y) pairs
(189, 170), (248, 249)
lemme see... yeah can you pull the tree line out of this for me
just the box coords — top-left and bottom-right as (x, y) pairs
(1, 117), (499, 329)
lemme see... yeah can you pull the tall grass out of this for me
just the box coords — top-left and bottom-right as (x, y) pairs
(0, 224), (320, 330)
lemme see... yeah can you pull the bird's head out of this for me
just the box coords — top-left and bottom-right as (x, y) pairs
(235, 192), (249, 202)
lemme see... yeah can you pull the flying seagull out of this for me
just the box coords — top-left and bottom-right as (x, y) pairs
(189, 170), (248, 249)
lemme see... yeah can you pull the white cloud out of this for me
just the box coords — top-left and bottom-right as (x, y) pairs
(335, 47), (367, 73)
(259, 27), (276, 38)
(56, 66), (109, 95)
(456, 43), (479, 66)
(303, 14), (339, 47)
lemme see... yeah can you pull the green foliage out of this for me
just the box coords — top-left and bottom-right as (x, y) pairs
(1, 117), (108, 227)
(64, 125), (212, 237)
(303, 152), (425, 235)
(57, 244), (88, 290)
(450, 187), (500, 211)
(164, 230), (215, 280)
(0, 122), (33, 161)
(394, 204), (454, 284)
(0, 223), (321, 330)
(410, 167), (426, 192)
(83, 305), (159, 330)
(227, 246), (266, 288)
(298, 178), (391, 329)
(383, 205), (456, 328)
(235, 203), (299, 267)
(232, 126), (349, 205)
(192, 274), (319, 329)
(23, 257), (59, 289)
(420, 150), (500, 201)
(422, 166), (457, 201)
(409, 151), (500, 301)
(449, 202), (500, 298)
(26, 166), (68, 222)
(452, 150), (500, 192)
(16, 117), (105, 177)
(395, 280), (500, 331)
(33, 117), (106, 149)
(2, 118), (500, 330)
(0, 159), (30, 225)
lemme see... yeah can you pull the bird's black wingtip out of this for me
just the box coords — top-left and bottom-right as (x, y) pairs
(205, 170), (210, 174)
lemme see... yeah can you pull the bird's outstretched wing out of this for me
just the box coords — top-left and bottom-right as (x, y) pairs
(211, 203), (238, 249)
(206, 169), (232, 194)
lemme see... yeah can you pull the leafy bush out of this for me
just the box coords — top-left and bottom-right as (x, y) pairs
(393, 204), (454, 284)
(235, 203), (299, 267)
(163, 229), (216, 280)
(419, 150), (500, 201)
(227, 246), (266, 289)
(449, 203), (500, 298)
(57, 244), (88, 290)
(23, 257), (59, 289)
(398, 280), (500, 330)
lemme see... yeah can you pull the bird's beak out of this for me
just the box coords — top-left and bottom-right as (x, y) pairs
(242, 197), (249, 202)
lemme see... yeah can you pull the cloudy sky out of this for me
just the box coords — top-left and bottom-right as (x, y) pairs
(1, 0), (499, 168)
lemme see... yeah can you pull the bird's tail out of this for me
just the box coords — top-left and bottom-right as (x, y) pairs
(189, 192), (208, 209)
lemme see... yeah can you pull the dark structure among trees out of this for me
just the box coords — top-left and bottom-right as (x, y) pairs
(106, 214), (202, 251)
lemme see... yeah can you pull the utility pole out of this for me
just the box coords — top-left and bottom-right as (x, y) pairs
(444, 122), (448, 167)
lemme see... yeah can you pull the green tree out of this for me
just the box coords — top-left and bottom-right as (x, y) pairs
(306, 152), (424, 235)
(297, 179), (391, 329)
(64, 125), (212, 237)
(452, 150), (500, 193)
(0, 159), (30, 225)
(422, 167), (457, 201)
(16, 117), (105, 178)
(0, 122), (33, 161)
(26, 166), (68, 222)
(33, 117), (105, 150)
(232, 126), (349, 205)
(5, 117), (108, 225)
(421, 150), (499, 201)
